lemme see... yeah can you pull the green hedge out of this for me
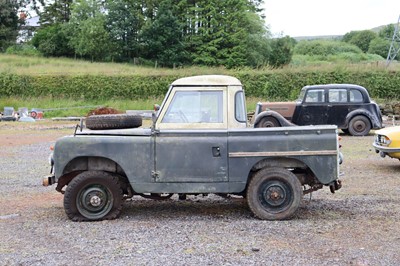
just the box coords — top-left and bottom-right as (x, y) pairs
(1, 69), (400, 101)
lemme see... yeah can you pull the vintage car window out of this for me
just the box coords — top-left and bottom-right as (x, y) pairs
(298, 89), (306, 102)
(329, 89), (348, 103)
(349, 89), (363, 103)
(162, 90), (223, 123)
(304, 89), (325, 103)
(235, 91), (246, 122)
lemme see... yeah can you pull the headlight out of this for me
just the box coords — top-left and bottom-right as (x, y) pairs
(376, 135), (391, 146)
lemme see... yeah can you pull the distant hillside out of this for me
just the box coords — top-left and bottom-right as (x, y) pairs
(293, 23), (397, 41)
(293, 35), (342, 41)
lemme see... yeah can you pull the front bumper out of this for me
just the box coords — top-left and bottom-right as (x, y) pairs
(43, 175), (56, 186)
(372, 142), (400, 153)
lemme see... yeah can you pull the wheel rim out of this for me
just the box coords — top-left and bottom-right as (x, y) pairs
(258, 180), (293, 213)
(261, 118), (278, 127)
(77, 185), (113, 219)
(352, 120), (366, 133)
(262, 121), (275, 127)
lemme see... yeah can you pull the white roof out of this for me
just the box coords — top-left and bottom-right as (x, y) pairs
(171, 75), (242, 86)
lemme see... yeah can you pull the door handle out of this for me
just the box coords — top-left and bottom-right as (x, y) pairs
(212, 147), (221, 157)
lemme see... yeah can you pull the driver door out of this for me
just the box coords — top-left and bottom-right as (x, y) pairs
(154, 88), (228, 182)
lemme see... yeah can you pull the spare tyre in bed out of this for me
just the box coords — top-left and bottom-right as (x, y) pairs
(86, 114), (142, 130)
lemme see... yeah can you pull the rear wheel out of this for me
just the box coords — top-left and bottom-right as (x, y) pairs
(256, 116), (280, 128)
(246, 167), (302, 220)
(64, 171), (123, 221)
(348, 115), (371, 136)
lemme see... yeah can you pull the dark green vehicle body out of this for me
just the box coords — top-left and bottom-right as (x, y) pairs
(45, 75), (342, 221)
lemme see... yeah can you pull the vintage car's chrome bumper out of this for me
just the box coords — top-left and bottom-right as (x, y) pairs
(372, 142), (400, 156)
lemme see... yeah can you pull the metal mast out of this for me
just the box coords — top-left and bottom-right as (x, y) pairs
(386, 15), (400, 66)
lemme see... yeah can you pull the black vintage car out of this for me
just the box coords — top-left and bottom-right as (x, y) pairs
(253, 84), (383, 136)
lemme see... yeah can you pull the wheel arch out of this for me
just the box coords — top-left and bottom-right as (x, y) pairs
(246, 157), (318, 189)
(253, 111), (295, 128)
(345, 109), (379, 129)
(56, 156), (130, 193)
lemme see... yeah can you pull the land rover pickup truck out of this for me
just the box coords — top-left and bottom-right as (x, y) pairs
(253, 84), (383, 136)
(43, 75), (342, 221)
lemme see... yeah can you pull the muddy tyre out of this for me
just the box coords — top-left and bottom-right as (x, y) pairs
(86, 114), (142, 130)
(246, 167), (302, 220)
(64, 171), (123, 221)
(256, 116), (280, 128)
(348, 115), (371, 136)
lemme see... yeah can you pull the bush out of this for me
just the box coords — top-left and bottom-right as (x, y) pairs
(1, 69), (399, 102)
(294, 40), (362, 56)
(5, 44), (42, 57)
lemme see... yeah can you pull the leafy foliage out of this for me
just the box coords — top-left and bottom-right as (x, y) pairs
(31, 24), (74, 57)
(1, 68), (399, 101)
(140, 0), (188, 67)
(342, 30), (378, 53)
(39, 0), (72, 25)
(368, 38), (391, 58)
(11, 0), (275, 68)
(294, 40), (362, 56)
(5, 44), (41, 56)
(0, 0), (20, 52)
(268, 36), (295, 67)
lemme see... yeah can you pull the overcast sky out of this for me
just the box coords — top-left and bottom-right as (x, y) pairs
(264, 0), (400, 37)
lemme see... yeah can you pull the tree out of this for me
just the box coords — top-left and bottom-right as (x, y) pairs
(39, 0), (73, 25)
(31, 23), (74, 57)
(68, 15), (112, 61)
(105, 0), (147, 61)
(65, 0), (113, 61)
(0, 0), (20, 52)
(379, 24), (395, 39)
(141, 0), (187, 67)
(343, 30), (378, 53)
(342, 31), (359, 43)
(185, 0), (271, 68)
(242, 11), (271, 67)
(368, 37), (391, 58)
(268, 36), (295, 67)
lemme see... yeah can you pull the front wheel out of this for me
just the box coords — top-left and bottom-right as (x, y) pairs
(246, 167), (302, 220)
(64, 171), (123, 221)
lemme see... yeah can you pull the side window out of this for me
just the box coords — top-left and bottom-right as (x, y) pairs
(162, 91), (223, 123)
(329, 89), (348, 103)
(305, 89), (325, 103)
(235, 91), (246, 122)
(349, 89), (363, 103)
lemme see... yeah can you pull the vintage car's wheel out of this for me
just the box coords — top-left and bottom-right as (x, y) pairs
(348, 115), (371, 136)
(256, 117), (280, 127)
(64, 171), (123, 221)
(246, 167), (302, 220)
(86, 114), (142, 130)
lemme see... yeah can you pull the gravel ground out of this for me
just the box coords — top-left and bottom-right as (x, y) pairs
(0, 121), (400, 265)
